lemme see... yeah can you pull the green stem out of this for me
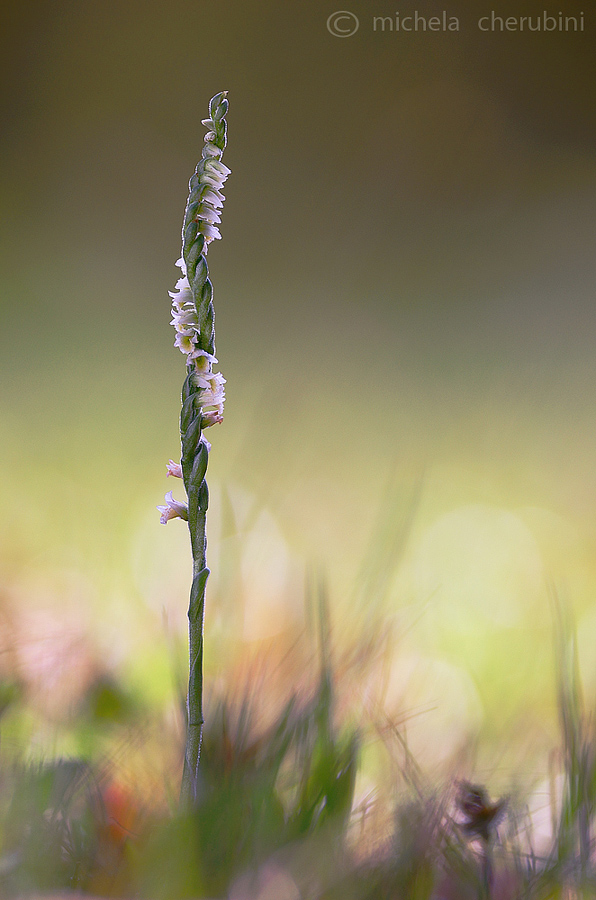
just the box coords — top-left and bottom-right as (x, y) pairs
(179, 374), (210, 806)
(181, 498), (209, 804)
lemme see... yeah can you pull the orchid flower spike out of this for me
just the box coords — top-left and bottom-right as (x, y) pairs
(168, 99), (230, 427)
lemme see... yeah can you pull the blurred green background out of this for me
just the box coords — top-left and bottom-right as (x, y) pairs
(1, 0), (595, 778)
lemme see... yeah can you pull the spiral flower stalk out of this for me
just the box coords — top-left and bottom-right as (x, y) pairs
(159, 91), (230, 806)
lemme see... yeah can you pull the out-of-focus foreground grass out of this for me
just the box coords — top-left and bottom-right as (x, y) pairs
(1, 578), (596, 899)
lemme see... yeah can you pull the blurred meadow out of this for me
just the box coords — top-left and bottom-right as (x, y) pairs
(1, 0), (596, 895)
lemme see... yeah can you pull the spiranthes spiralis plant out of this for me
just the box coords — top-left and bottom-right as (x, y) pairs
(157, 91), (231, 806)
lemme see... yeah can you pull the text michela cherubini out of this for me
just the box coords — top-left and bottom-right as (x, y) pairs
(372, 11), (585, 32)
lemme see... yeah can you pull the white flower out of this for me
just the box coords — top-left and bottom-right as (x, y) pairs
(201, 408), (224, 427)
(203, 142), (221, 158)
(199, 172), (227, 191)
(170, 309), (198, 334)
(157, 491), (188, 524)
(205, 159), (232, 179)
(191, 349), (218, 370)
(199, 188), (224, 209)
(169, 273), (200, 350)
(174, 332), (198, 355)
(198, 222), (222, 243)
(169, 276), (193, 306)
(197, 203), (222, 224)
(194, 371), (226, 398)
(166, 460), (183, 478)
(193, 370), (225, 427)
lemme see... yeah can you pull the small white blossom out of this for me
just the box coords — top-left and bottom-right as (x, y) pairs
(169, 274), (199, 348)
(205, 159), (232, 178)
(197, 203), (222, 224)
(166, 460), (183, 478)
(192, 349), (218, 370)
(198, 222), (222, 242)
(201, 409), (224, 427)
(200, 188), (224, 208)
(174, 332), (198, 355)
(193, 370), (225, 427)
(200, 172), (227, 191)
(157, 491), (188, 524)
(170, 306), (199, 332)
(194, 370), (226, 397)
(203, 142), (221, 158)
(169, 275), (193, 306)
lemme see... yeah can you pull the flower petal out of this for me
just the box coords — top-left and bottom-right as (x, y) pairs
(166, 460), (183, 478)
(157, 490), (188, 524)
